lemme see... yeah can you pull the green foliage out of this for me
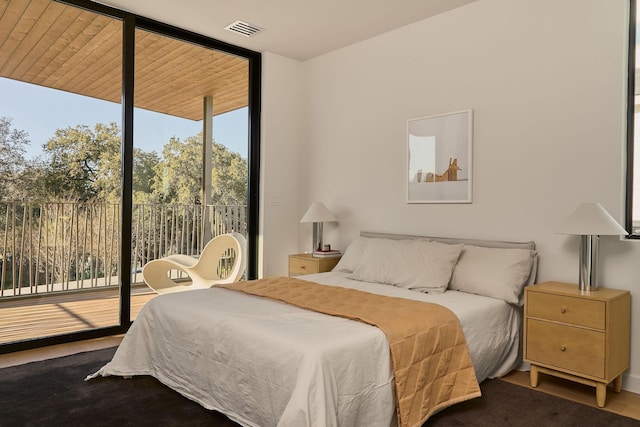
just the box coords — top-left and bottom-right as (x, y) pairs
(212, 141), (248, 205)
(153, 133), (248, 205)
(154, 135), (203, 204)
(0, 117), (29, 199)
(132, 150), (161, 204)
(0, 117), (247, 205)
(32, 122), (122, 202)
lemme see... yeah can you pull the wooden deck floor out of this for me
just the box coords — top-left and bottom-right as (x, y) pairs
(0, 286), (157, 344)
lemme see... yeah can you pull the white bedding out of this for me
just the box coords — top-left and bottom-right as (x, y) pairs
(88, 272), (521, 427)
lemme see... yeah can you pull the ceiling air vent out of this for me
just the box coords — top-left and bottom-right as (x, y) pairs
(224, 20), (264, 37)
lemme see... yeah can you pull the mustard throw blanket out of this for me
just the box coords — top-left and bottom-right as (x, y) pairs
(218, 277), (481, 427)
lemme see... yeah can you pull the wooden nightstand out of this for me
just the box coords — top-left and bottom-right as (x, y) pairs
(523, 281), (630, 407)
(288, 253), (341, 277)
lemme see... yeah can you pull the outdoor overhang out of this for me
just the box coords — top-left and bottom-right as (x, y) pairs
(0, 0), (249, 121)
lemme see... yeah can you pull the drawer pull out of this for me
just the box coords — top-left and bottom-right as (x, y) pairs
(560, 345), (566, 352)
(300, 265), (306, 269)
(560, 307), (566, 314)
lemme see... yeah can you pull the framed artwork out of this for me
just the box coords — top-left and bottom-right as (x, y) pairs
(407, 109), (473, 203)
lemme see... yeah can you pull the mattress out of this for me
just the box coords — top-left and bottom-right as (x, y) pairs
(88, 272), (521, 427)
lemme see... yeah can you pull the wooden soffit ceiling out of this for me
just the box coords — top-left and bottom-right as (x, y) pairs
(0, 0), (249, 121)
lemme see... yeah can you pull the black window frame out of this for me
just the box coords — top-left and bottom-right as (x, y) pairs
(626, 0), (638, 238)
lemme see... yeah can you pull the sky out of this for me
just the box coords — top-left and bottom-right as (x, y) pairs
(0, 77), (248, 159)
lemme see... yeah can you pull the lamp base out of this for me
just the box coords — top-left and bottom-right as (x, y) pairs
(311, 222), (324, 252)
(578, 234), (598, 292)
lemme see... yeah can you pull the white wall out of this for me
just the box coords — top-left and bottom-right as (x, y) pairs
(261, 0), (640, 392)
(260, 52), (307, 276)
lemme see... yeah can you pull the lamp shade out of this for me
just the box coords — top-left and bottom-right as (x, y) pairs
(556, 202), (627, 236)
(300, 202), (337, 223)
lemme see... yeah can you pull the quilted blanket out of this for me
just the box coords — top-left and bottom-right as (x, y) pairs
(218, 277), (481, 427)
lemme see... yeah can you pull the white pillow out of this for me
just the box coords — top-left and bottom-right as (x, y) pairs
(348, 238), (463, 293)
(333, 236), (371, 272)
(449, 245), (536, 304)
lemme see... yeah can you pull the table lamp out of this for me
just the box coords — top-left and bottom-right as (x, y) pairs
(300, 202), (337, 253)
(557, 202), (627, 291)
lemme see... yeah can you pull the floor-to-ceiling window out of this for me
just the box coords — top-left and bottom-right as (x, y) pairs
(0, 0), (125, 347)
(0, 0), (260, 352)
(130, 27), (251, 321)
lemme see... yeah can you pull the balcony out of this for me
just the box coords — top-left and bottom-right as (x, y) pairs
(0, 0), (254, 349)
(0, 201), (246, 344)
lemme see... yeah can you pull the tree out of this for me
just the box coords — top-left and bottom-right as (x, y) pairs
(212, 141), (248, 205)
(153, 133), (247, 205)
(4, 120), (246, 205)
(0, 117), (29, 199)
(153, 135), (202, 204)
(132, 150), (161, 204)
(36, 122), (122, 202)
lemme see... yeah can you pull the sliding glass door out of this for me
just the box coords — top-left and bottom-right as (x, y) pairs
(0, 0), (260, 352)
(130, 27), (250, 321)
(0, 0), (125, 346)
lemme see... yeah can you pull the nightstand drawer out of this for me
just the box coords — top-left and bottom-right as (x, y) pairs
(527, 292), (605, 330)
(527, 319), (605, 378)
(289, 253), (341, 276)
(289, 257), (320, 275)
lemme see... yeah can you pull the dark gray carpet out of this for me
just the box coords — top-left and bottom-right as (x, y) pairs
(428, 377), (640, 427)
(0, 347), (638, 426)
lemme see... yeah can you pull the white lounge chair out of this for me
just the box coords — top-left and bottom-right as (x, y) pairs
(142, 232), (246, 294)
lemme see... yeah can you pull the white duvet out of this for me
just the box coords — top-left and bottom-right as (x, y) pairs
(87, 272), (521, 427)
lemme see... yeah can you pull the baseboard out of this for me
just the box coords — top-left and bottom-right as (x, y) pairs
(623, 372), (640, 394)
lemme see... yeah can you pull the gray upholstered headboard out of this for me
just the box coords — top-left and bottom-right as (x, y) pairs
(359, 231), (538, 286)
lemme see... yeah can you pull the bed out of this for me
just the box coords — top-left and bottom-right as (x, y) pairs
(87, 231), (538, 427)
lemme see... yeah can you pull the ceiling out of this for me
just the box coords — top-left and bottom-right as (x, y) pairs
(0, 0), (248, 120)
(0, 0), (477, 122)
(95, 0), (479, 61)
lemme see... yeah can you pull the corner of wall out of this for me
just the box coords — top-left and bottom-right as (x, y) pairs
(624, 372), (640, 395)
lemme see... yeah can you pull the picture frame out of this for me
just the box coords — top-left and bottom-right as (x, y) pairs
(406, 109), (473, 203)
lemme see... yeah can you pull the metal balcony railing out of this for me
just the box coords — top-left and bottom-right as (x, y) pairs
(0, 201), (247, 298)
